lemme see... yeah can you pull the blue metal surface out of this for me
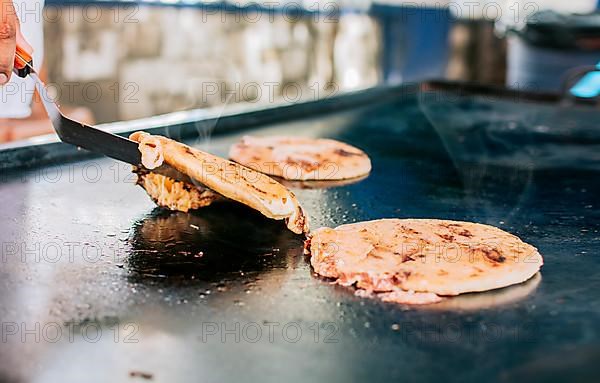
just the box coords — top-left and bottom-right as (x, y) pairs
(371, 4), (452, 83)
(569, 62), (600, 98)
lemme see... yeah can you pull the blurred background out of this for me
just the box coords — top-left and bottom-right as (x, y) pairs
(2, 0), (600, 140)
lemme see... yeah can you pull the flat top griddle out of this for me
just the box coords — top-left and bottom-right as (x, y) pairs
(1, 83), (599, 383)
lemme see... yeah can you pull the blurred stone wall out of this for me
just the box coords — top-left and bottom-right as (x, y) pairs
(446, 19), (506, 84)
(43, 5), (381, 123)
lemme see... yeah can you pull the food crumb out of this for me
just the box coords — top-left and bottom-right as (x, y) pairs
(129, 371), (153, 380)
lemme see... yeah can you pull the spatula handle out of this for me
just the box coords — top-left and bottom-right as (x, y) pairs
(13, 41), (34, 78)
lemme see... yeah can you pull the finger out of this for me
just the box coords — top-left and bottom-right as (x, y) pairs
(0, 0), (17, 84)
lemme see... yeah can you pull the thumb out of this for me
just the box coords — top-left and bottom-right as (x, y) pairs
(16, 26), (32, 53)
(0, 0), (18, 85)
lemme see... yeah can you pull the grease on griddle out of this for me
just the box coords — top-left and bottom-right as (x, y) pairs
(126, 205), (301, 284)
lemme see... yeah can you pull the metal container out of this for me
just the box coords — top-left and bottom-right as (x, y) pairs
(507, 10), (600, 91)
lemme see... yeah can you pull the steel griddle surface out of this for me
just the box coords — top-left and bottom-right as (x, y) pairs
(1, 91), (600, 383)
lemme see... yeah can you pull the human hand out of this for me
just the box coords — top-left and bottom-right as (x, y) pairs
(0, 0), (32, 85)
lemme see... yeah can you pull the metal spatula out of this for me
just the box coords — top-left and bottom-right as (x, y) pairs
(13, 46), (142, 166)
(13, 45), (192, 182)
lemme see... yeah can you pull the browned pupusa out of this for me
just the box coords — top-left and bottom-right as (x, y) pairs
(133, 167), (221, 212)
(307, 219), (543, 304)
(130, 131), (309, 234)
(229, 136), (371, 181)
